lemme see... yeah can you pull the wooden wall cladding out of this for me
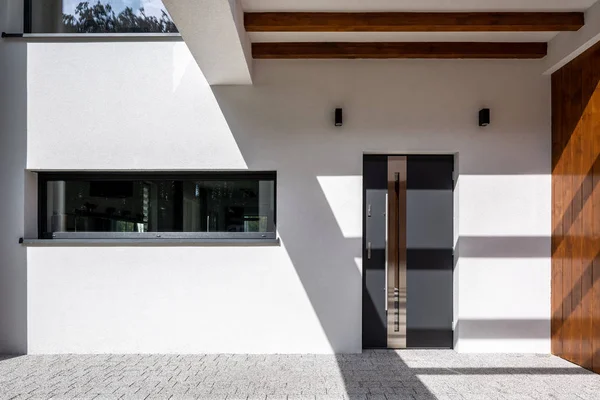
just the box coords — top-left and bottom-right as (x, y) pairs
(551, 40), (600, 373)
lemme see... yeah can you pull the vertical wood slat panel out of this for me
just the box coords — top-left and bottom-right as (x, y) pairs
(552, 40), (600, 373)
(571, 59), (583, 366)
(561, 61), (574, 363)
(581, 54), (595, 371)
(551, 71), (563, 357)
(557, 67), (568, 360)
(556, 67), (567, 360)
(592, 45), (600, 375)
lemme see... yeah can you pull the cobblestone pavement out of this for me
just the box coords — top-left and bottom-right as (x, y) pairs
(0, 351), (599, 400)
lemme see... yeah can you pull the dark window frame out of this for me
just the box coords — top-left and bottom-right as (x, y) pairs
(24, 0), (32, 34)
(38, 171), (277, 240)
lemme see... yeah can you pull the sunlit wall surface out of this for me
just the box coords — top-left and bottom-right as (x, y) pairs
(26, 42), (551, 354)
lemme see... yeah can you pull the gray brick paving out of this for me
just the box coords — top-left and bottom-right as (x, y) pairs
(0, 351), (598, 399)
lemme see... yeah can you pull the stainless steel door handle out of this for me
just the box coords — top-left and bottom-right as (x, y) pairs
(394, 287), (400, 332)
(367, 242), (372, 259)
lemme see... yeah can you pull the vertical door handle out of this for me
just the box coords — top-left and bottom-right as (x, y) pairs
(394, 287), (400, 332)
(367, 242), (372, 259)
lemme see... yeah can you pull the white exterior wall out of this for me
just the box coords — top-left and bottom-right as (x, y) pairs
(26, 41), (551, 354)
(0, 0), (28, 354)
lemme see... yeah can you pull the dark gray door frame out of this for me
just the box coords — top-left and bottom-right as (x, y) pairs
(362, 154), (454, 349)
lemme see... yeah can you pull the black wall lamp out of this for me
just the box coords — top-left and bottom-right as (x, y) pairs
(479, 108), (490, 127)
(334, 108), (343, 127)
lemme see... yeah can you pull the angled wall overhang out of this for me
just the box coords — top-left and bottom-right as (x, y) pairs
(162, 0), (253, 85)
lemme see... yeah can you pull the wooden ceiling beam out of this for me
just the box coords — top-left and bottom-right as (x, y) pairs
(245, 12), (584, 32)
(252, 42), (548, 59)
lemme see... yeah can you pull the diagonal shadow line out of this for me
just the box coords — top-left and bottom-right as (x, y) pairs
(210, 87), (438, 399)
(582, 351), (600, 375)
(457, 319), (550, 339)
(551, 62), (600, 172)
(552, 152), (600, 253)
(551, 61), (600, 374)
(458, 236), (549, 258)
(278, 173), (439, 398)
(551, 60), (600, 253)
(209, 82), (600, 389)
(551, 247), (600, 352)
(573, 334), (600, 373)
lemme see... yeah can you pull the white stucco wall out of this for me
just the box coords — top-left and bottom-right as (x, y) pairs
(0, 0), (28, 355)
(26, 41), (551, 354)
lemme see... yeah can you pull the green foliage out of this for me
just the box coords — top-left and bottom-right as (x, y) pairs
(62, 1), (178, 33)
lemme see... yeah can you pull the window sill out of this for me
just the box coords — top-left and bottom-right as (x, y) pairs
(2, 32), (182, 42)
(20, 238), (281, 247)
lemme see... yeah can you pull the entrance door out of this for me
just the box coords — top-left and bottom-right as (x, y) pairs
(362, 155), (454, 349)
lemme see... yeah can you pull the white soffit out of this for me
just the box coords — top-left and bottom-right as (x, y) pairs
(162, 0), (253, 85)
(241, 0), (596, 12)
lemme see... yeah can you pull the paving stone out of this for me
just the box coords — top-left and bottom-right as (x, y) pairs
(0, 352), (598, 400)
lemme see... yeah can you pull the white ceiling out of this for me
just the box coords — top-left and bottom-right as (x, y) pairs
(242, 0), (597, 12)
(250, 32), (558, 43)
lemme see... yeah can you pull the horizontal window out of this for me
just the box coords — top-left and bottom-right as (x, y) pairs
(38, 172), (276, 240)
(27, 0), (178, 34)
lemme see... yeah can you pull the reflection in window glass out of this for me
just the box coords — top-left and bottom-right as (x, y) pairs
(182, 180), (276, 233)
(43, 174), (276, 237)
(30, 0), (178, 33)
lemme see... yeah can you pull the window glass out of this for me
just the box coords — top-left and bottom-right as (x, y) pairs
(42, 174), (276, 239)
(29, 0), (178, 33)
(182, 180), (276, 233)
